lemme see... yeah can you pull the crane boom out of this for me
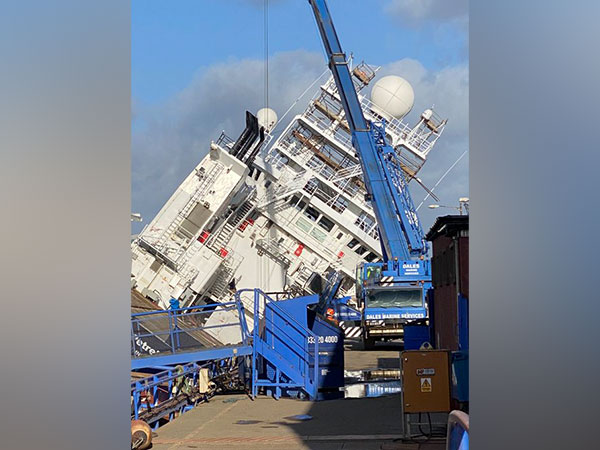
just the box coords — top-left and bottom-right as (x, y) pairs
(308, 0), (426, 262)
(309, 0), (433, 349)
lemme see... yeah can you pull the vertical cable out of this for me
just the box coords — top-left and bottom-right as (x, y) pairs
(264, 0), (269, 112)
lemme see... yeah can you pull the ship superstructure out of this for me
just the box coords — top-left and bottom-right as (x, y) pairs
(131, 62), (446, 316)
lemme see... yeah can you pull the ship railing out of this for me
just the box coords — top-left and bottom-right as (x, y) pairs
(319, 75), (434, 159)
(255, 238), (292, 268)
(215, 131), (235, 149)
(300, 112), (353, 152)
(329, 164), (362, 183)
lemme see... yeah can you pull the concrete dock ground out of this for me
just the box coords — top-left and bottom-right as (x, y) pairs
(148, 341), (446, 450)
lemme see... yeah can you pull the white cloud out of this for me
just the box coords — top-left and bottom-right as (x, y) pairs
(133, 52), (468, 234)
(132, 50), (325, 227)
(385, 0), (468, 24)
(374, 58), (469, 229)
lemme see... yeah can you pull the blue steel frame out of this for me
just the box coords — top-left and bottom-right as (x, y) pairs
(132, 361), (206, 421)
(132, 289), (320, 412)
(132, 359), (237, 429)
(240, 288), (319, 400)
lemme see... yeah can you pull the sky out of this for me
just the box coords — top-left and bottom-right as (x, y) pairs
(132, 0), (469, 234)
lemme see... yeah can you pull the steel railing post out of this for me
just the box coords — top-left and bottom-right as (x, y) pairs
(313, 339), (319, 398)
(131, 320), (136, 356)
(167, 310), (176, 353)
(133, 382), (141, 420)
(251, 289), (259, 398)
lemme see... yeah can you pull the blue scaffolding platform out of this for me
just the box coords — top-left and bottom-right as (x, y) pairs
(131, 289), (340, 426)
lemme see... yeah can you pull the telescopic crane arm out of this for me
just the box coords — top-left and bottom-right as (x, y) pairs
(308, 0), (427, 262)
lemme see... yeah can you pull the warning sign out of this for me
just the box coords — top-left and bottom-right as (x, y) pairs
(420, 377), (432, 393)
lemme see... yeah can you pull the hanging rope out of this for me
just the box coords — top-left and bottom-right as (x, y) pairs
(264, 0), (269, 112)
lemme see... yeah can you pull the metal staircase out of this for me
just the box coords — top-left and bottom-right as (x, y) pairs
(175, 190), (256, 288)
(208, 253), (243, 299)
(210, 222), (236, 251)
(243, 289), (319, 400)
(131, 289), (320, 404)
(206, 189), (257, 252)
(288, 262), (314, 295)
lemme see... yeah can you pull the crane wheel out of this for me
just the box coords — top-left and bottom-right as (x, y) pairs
(131, 419), (152, 450)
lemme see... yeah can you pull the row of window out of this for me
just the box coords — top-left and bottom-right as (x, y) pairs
(288, 195), (379, 262)
(346, 238), (378, 262)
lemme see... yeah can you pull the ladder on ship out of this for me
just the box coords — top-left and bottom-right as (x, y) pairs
(208, 253), (243, 299)
(176, 190), (255, 280)
(153, 163), (225, 255)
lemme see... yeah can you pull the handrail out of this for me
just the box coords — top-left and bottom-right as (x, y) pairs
(131, 299), (248, 357)
(263, 316), (312, 360)
(132, 321), (241, 338)
(260, 292), (318, 393)
(240, 288), (319, 398)
(243, 289), (318, 341)
(131, 301), (238, 318)
(131, 361), (208, 393)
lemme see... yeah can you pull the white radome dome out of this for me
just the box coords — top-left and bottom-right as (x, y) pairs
(370, 75), (415, 119)
(257, 108), (278, 131)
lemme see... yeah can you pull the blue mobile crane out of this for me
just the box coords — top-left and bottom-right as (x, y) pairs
(308, 0), (431, 349)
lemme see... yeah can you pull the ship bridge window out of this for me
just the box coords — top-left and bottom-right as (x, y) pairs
(347, 238), (360, 249)
(303, 206), (320, 222)
(317, 216), (335, 232)
(365, 252), (378, 262)
(354, 245), (368, 256)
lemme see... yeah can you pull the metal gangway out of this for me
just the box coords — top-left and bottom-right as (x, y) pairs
(131, 289), (320, 427)
(131, 300), (253, 369)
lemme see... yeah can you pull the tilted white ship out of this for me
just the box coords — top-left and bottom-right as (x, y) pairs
(131, 62), (447, 334)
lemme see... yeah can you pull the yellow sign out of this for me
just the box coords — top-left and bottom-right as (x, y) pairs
(420, 377), (432, 393)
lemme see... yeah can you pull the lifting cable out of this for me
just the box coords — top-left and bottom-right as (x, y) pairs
(264, 0), (269, 113)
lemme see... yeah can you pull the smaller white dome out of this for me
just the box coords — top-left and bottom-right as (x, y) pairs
(257, 108), (278, 131)
(370, 75), (415, 119)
